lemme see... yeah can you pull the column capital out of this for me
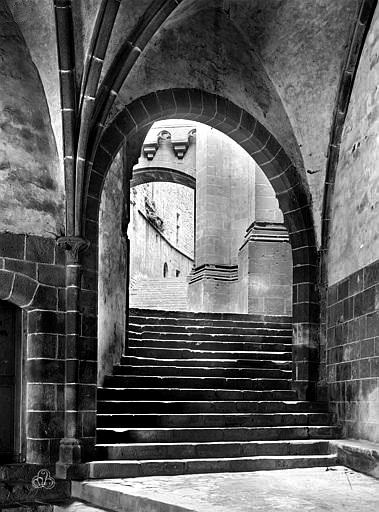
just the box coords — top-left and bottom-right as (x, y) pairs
(57, 236), (90, 264)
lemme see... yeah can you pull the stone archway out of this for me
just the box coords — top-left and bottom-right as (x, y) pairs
(131, 166), (196, 189)
(83, 88), (318, 417)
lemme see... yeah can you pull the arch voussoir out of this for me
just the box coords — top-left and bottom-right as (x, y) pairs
(0, 270), (15, 301)
(86, 87), (319, 400)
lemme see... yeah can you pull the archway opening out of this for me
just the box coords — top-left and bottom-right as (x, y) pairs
(90, 88), (318, 397)
(125, 119), (292, 316)
(97, 117), (295, 386)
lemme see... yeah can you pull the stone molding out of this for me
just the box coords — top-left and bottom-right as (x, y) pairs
(142, 142), (159, 160)
(142, 128), (196, 161)
(188, 263), (239, 284)
(239, 221), (289, 251)
(172, 140), (189, 159)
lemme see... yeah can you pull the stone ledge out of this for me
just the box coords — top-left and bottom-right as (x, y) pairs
(0, 463), (70, 508)
(129, 307), (292, 323)
(330, 439), (379, 479)
(188, 264), (239, 283)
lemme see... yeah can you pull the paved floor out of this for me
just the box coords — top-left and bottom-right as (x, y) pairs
(76, 466), (379, 512)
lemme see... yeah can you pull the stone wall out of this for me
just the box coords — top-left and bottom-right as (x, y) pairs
(0, 232), (73, 464)
(328, 6), (379, 285)
(189, 124), (253, 313)
(98, 152), (127, 385)
(0, 3), (64, 237)
(255, 169), (284, 224)
(326, 6), (379, 442)
(327, 260), (379, 442)
(239, 169), (292, 317)
(129, 181), (194, 282)
(194, 124), (253, 268)
(238, 223), (292, 316)
(189, 124), (291, 315)
(136, 182), (194, 260)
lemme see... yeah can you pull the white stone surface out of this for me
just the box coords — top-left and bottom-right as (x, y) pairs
(73, 466), (379, 512)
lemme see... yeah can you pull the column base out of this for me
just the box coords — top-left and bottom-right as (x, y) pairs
(56, 438), (91, 480)
(238, 221), (292, 316)
(58, 437), (82, 465)
(55, 462), (89, 480)
(187, 264), (240, 313)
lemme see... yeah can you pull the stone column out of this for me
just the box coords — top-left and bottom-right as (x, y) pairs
(188, 125), (253, 313)
(238, 168), (292, 316)
(239, 222), (292, 315)
(56, 236), (89, 475)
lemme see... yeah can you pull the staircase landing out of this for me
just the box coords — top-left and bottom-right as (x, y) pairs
(129, 279), (189, 311)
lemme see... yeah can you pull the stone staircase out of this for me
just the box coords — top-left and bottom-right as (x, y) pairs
(91, 308), (339, 478)
(129, 279), (189, 311)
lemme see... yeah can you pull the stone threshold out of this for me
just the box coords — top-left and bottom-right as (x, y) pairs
(55, 439), (379, 481)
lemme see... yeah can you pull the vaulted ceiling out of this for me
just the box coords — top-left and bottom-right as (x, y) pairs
(3, 0), (371, 242)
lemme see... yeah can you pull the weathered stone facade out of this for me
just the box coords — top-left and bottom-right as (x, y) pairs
(129, 182), (194, 280)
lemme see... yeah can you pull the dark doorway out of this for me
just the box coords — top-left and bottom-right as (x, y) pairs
(0, 300), (21, 463)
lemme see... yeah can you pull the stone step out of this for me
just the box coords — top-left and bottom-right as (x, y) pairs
(96, 412), (332, 429)
(130, 290), (188, 294)
(96, 425), (339, 444)
(112, 364), (291, 379)
(82, 454), (338, 479)
(130, 300), (189, 305)
(128, 338), (292, 352)
(130, 296), (186, 299)
(130, 300), (188, 306)
(130, 288), (188, 292)
(130, 292), (187, 296)
(130, 298), (188, 302)
(121, 355), (292, 369)
(130, 287), (189, 311)
(91, 308), (338, 481)
(126, 347), (292, 360)
(129, 304), (189, 312)
(97, 387), (298, 401)
(129, 308), (292, 324)
(130, 319), (293, 330)
(128, 330), (292, 342)
(129, 323), (293, 336)
(103, 375), (292, 390)
(95, 439), (331, 460)
(130, 321), (294, 333)
(96, 400), (328, 415)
